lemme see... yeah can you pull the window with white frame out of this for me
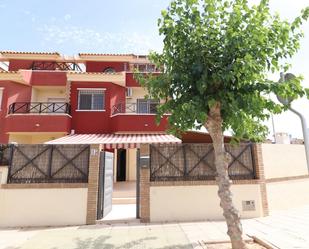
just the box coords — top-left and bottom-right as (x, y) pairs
(78, 89), (105, 110)
(0, 88), (3, 111)
(137, 99), (159, 114)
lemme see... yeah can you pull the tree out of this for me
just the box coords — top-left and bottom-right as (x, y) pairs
(137, 0), (309, 248)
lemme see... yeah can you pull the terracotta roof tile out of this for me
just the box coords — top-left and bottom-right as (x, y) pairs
(0, 70), (18, 74)
(78, 53), (135, 56)
(67, 71), (122, 75)
(0, 51), (60, 55)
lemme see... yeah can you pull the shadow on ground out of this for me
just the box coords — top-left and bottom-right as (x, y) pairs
(7, 235), (194, 249)
(73, 235), (193, 249)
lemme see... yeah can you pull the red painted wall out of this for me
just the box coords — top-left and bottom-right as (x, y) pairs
(125, 73), (140, 87)
(125, 72), (160, 87)
(0, 81), (32, 143)
(27, 71), (67, 86)
(111, 115), (168, 133)
(5, 115), (71, 133)
(70, 82), (126, 134)
(86, 61), (129, 73)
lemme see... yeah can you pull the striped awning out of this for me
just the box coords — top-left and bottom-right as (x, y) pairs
(45, 133), (181, 149)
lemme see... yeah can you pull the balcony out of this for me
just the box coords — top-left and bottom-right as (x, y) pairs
(6, 102), (71, 133)
(110, 101), (168, 133)
(29, 61), (82, 71)
(8, 102), (70, 114)
(111, 101), (159, 116)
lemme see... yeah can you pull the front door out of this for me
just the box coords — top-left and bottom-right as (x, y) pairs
(117, 149), (126, 181)
(97, 151), (114, 219)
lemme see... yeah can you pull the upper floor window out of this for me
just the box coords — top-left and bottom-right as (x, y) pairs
(0, 88), (3, 111)
(78, 89), (105, 111)
(103, 67), (116, 73)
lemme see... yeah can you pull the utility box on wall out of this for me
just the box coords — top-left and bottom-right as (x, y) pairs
(242, 200), (256, 211)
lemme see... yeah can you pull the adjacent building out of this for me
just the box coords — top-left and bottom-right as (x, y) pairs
(0, 51), (168, 145)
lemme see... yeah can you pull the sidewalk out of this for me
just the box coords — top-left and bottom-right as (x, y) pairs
(1, 205), (309, 249)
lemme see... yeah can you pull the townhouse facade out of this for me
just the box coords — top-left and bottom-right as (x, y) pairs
(0, 51), (168, 145)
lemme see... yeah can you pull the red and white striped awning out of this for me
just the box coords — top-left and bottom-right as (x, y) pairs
(45, 133), (181, 149)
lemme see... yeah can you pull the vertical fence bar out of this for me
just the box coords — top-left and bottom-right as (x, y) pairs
(250, 143), (257, 179)
(47, 145), (54, 180)
(7, 144), (15, 183)
(136, 148), (140, 219)
(182, 144), (188, 178)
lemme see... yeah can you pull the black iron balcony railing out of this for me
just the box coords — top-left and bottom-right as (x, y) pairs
(30, 61), (82, 71)
(111, 101), (159, 115)
(8, 102), (70, 114)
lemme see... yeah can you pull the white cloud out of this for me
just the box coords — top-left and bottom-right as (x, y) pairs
(38, 24), (162, 54)
(64, 14), (71, 21)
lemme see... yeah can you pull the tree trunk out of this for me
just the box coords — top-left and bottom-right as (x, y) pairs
(205, 102), (247, 249)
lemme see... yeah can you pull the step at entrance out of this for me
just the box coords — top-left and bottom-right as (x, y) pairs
(96, 218), (140, 225)
(112, 197), (136, 204)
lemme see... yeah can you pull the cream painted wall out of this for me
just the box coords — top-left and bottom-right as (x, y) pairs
(0, 166), (8, 184)
(150, 184), (262, 222)
(31, 133), (66, 144)
(261, 144), (308, 179)
(126, 87), (147, 105)
(31, 88), (66, 102)
(267, 178), (309, 213)
(0, 188), (88, 227)
(31, 88), (38, 102)
(126, 148), (137, 181)
(9, 133), (66, 144)
(8, 134), (32, 144)
(126, 87), (164, 105)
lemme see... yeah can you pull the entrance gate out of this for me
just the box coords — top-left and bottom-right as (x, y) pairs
(97, 151), (114, 219)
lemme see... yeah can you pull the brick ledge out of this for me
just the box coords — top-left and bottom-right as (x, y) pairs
(266, 175), (309, 183)
(150, 179), (261, 186)
(0, 183), (88, 189)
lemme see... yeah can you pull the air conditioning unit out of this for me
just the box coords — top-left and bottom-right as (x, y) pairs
(126, 87), (133, 98)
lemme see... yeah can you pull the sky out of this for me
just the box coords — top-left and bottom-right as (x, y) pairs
(0, 0), (308, 139)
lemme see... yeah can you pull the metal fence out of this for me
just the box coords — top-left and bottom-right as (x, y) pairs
(5, 144), (90, 184)
(0, 144), (12, 165)
(150, 143), (256, 181)
(8, 102), (70, 114)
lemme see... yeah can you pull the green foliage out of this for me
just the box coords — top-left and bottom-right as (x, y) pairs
(137, 0), (309, 141)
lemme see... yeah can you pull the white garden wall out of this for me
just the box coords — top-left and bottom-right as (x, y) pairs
(150, 184), (262, 222)
(0, 187), (88, 227)
(261, 144), (308, 179)
(267, 178), (309, 213)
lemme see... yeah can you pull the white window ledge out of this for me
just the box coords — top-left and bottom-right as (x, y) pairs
(76, 110), (106, 112)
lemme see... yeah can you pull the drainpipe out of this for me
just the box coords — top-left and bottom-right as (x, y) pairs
(288, 106), (309, 173)
(278, 73), (309, 173)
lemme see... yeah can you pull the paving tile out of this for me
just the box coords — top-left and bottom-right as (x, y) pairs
(3, 205), (309, 249)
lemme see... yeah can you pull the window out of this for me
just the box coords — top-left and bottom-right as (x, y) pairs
(103, 67), (116, 73)
(78, 89), (105, 110)
(137, 99), (159, 114)
(126, 87), (133, 97)
(0, 88), (3, 111)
